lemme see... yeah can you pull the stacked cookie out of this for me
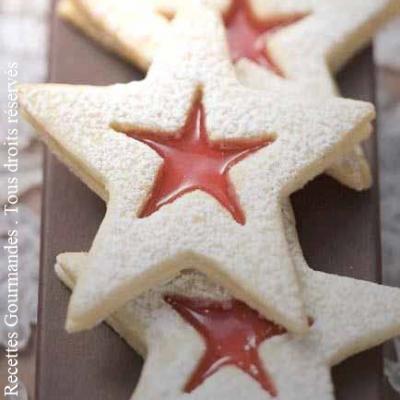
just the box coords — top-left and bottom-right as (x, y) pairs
(19, 1), (400, 399)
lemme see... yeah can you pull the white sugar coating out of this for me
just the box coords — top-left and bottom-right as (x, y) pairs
(19, 3), (374, 334)
(58, 0), (400, 191)
(55, 226), (400, 400)
(24, 2), (400, 397)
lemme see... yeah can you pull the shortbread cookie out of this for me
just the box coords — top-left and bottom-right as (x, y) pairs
(19, 4), (374, 333)
(56, 199), (400, 399)
(58, 0), (399, 190)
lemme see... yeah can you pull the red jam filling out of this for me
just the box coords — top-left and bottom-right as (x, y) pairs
(165, 295), (287, 396)
(120, 99), (271, 224)
(225, 0), (306, 75)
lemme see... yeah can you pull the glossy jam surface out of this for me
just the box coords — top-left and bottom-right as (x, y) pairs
(122, 100), (270, 224)
(165, 295), (286, 396)
(225, 0), (306, 74)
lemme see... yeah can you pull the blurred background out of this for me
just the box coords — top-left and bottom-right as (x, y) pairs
(0, 0), (399, 398)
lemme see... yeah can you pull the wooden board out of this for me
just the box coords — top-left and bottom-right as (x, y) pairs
(36, 1), (386, 399)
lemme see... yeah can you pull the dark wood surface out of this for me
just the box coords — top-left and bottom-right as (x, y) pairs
(36, 1), (390, 399)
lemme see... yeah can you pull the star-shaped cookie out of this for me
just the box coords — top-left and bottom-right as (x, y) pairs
(55, 198), (400, 399)
(58, 0), (400, 191)
(19, 4), (374, 332)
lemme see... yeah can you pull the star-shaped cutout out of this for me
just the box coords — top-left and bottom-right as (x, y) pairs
(56, 205), (400, 400)
(121, 98), (271, 224)
(19, 4), (373, 332)
(165, 295), (286, 396)
(58, 0), (398, 191)
(224, 0), (306, 75)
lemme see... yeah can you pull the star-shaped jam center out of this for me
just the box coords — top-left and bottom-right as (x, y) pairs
(119, 98), (271, 224)
(225, 0), (307, 75)
(165, 295), (287, 396)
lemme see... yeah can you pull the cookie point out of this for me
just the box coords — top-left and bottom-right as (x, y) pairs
(348, 169), (373, 192)
(65, 317), (80, 334)
(65, 309), (98, 333)
(66, 301), (96, 333)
